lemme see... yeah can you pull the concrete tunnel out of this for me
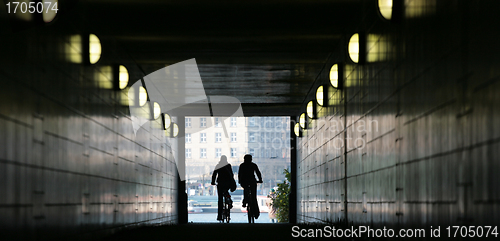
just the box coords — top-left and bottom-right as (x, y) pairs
(1, 0), (499, 240)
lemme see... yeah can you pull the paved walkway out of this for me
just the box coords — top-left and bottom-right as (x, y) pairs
(103, 223), (297, 241)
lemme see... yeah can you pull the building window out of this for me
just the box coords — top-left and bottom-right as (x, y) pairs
(266, 150), (270, 158)
(185, 148), (191, 158)
(231, 148), (237, 158)
(230, 117), (237, 127)
(215, 117), (221, 127)
(248, 117), (255, 126)
(185, 133), (191, 143)
(230, 132), (237, 142)
(249, 148), (255, 157)
(215, 148), (221, 158)
(215, 133), (222, 143)
(200, 148), (207, 158)
(200, 133), (206, 143)
(185, 118), (191, 128)
(200, 117), (207, 128)
(249, 132), (255, 142)
(265, 118), (274, 128)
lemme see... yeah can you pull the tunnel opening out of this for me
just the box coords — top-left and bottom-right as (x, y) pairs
(182, 116), (292, 223)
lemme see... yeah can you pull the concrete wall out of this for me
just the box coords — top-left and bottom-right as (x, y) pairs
(0, 21), (178, 240)
(297, 0), (500, 230)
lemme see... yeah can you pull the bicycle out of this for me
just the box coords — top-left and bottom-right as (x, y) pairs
(220, 190), (232, 223)
(244, 181), (262, 223)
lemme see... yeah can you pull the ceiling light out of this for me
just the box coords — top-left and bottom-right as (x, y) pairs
(139, 86), (147, 106)
(348, 33), (360, 63)
(294, 123), (301, 137)
(316, 86), (324, 106)
(307, 101), (314, 119)
(153, 102), (161, 119)
(89, 34), (101, 64)
(299, 113), (306, 129)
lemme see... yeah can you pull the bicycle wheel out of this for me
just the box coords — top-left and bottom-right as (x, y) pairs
(220, 197), (226, 223)
(247, 204), (252, 223)
(246, 186), (255, 223)
(247, 201), (254, 223)
(225, 203), (230, 223)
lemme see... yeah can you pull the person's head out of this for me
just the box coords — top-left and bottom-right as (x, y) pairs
(243, 154), (252, 163)
(270, 189), (275, 193)
(219, 155), (228, 165)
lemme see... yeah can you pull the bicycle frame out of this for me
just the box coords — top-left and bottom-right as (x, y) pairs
(221, 191), (231, 223)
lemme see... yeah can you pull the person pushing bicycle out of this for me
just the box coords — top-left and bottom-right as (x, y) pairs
(211, 155), (236, 221)
(238, 154), (263, 219)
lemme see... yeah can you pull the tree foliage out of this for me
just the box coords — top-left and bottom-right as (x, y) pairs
(270, 169), (291, 222)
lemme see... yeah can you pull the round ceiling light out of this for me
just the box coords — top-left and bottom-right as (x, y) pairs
(330, 64), (339, 88)
(299, 113), (306, 128)
(139, 86), (148, 106)
(89, 34), (101, 64)
(153, 102), (161, 119)
(316, 86), (324, 106)
(119, 65), (129, 89)
(348, 33), (360, 63)
(307, 101), (314, 118)
(294, 123), (301, 137)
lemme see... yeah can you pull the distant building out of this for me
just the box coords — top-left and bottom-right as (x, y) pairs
(184, 117), (247, 184)
(246, 117), (291, 189)
(185, 116), (290, 190)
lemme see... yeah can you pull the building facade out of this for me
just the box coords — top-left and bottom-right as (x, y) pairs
(185, 116), (291, 193)
(247, 117), (291, 189)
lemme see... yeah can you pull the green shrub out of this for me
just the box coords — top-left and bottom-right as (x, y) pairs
(271, 169), (291, 222)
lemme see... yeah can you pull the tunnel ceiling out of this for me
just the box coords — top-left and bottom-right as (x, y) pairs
(66, 0), (365, 116)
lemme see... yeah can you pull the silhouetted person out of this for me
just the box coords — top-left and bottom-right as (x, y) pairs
(238, 154), (263, 219)
(211, 155), (236, 221)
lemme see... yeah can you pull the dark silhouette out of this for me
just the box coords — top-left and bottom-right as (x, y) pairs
(238, 154), (263, 219)
(211, 155), (236, 221)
